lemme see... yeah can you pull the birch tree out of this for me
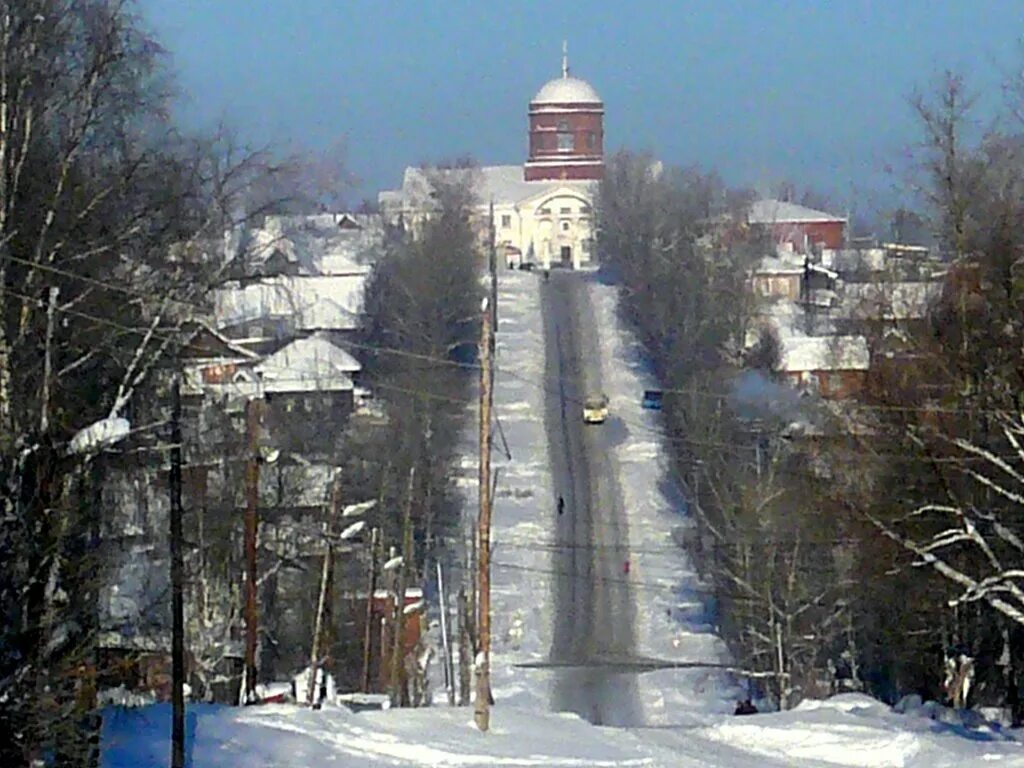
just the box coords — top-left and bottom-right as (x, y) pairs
(0, 3), (266, 762)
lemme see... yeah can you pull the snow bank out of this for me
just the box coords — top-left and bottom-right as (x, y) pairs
(452, 270), (556, 710)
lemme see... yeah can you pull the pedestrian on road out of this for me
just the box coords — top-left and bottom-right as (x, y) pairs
(623, 559), (631, 575)
(557, 496), (565, 515)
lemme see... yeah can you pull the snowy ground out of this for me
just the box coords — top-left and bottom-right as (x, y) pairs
(102, 268), (1024, 767)
(456, 268), (558, 711)
(103, 694), (1024, 767)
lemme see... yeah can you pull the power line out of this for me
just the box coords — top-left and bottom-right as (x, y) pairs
(20, 253), (1013, 424)
(18, 260), (1020, 468)
(4, 252), (208, 311)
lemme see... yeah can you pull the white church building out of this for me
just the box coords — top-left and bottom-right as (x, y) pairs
(379, 48), (604, 270)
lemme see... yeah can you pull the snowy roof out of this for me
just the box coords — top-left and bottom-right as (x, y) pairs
(779, 335), (870, 372)
(822, 247), (887, 273)
(382, 165), (595, 210)
(749, 199), (846, 225)
(533, 75), (602, 104)
(837, 281), (942, 321)
(259, 336), (361, 374)
(256, 336), (358, 393)
(753, 254), (806, 276)
(181, 320), (262, 361)
(213, 275), (366, 332)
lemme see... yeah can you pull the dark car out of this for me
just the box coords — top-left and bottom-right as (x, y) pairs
(641, 389), (663, 410)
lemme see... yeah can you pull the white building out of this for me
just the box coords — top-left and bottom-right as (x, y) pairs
(379, 47), (604, 270)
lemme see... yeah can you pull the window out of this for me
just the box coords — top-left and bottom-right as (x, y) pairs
(559, 207), (571, 214)
(556, 119), (573, 151)
(539, 207), (551, 215)
(586, 131), (596, 150)
(501, 214), (511, 228)
(561, 221), (570, 232)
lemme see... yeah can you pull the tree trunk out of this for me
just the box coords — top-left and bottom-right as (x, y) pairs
(457, 588), (472, 706)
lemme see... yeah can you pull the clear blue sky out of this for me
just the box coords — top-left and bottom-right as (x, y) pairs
(141, 1), (1021, 212)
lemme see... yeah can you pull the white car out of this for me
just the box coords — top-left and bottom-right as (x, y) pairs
(582, 394), (609, 424)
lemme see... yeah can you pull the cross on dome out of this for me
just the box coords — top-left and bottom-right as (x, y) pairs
(532, 41), (601, 104)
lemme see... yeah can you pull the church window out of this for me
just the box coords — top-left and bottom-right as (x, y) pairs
(501, 214), (511, 228)
(586, 131), (596, 150)
(560, 207), (571, 214)
(539, 207), (551, 215)
(561, 221), (571, 232)
(556, 119), (573, 151)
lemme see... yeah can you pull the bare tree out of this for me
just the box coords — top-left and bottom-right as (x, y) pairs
(0, 3), (272, 761)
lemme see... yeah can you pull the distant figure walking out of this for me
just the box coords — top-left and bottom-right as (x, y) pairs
(557, 496), (565, 515)
(623, 559), (631, 575)
(734, 699), (758, 715)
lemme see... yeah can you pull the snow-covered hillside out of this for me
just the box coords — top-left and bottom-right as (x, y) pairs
(102, 268), (1024, 767)
(455, 268), (558, 710)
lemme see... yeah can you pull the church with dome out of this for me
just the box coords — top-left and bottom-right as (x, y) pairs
(379, 46), (603, 270)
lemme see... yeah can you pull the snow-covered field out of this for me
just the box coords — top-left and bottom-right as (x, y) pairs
(101, 268), (1024, 767)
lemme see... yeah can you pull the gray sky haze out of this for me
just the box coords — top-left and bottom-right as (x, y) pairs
(141, 1), (1023, 212)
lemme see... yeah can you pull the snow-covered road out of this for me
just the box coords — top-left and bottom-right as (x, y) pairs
(542, 270), (641, 726)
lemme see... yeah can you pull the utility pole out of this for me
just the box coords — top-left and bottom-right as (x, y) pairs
(390, 467), (415, 707)
(489, 199), (498, 339)
(308, 474), (342, 708)
(457, 588), (472, 705)
(436, 560), (455, 705)
(475, 292), (494, 732)
(169, 375), (185, 768)
(362, 527), (380, 693)
(243, 396), (263, 704)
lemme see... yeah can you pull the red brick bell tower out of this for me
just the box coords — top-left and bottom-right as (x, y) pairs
(524, 43), (604, 182)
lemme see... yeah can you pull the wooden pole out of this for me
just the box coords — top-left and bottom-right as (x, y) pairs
(169, 375), (185, 768)
(475, 294), (493, 731)
(457, 588), (472, 705)
(243, 396), (263, 704)
(307, 475), (341, 707)
(437, 560), (455, 705)
(390, 467), (415, 707)
(362, 527), (380, 693)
